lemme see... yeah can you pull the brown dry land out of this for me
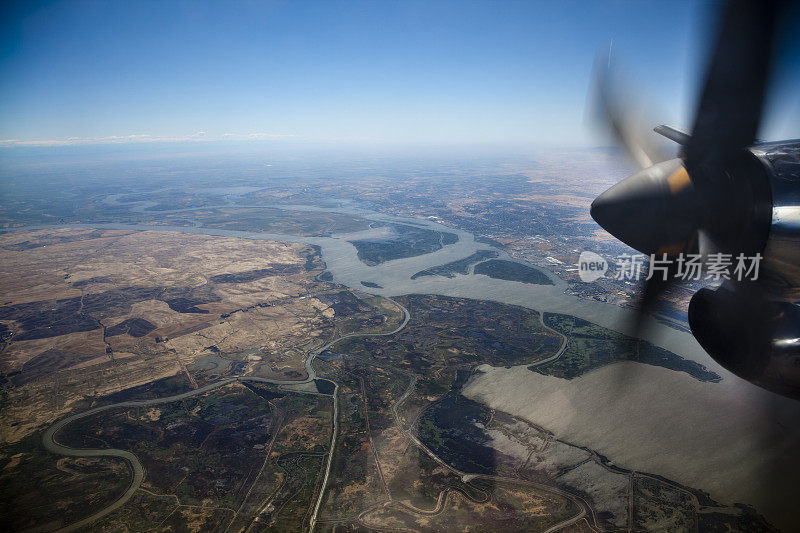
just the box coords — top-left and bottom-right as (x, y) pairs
(0, 228), (390, 444)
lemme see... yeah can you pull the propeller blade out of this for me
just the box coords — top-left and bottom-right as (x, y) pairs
(654, 124), (690, 146)
(639, 262), (679, 318)
(606, 258), (683, 393)
(629, 258), (684, 341)
(590, 47), (670, 169)
(684, 0), (780, 185)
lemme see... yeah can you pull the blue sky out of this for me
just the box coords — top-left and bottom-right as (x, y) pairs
(0, 0), (796, 148)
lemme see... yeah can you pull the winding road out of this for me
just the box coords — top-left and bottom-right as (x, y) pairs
(41, 375), (318, 533)
(41, 298), (410, 533)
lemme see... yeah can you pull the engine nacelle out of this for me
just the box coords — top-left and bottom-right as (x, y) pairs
(751, 140), (800, 297)
(689, 285), (800, 399)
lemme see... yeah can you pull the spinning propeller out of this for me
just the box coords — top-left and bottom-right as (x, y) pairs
(589, 0), (800, 399)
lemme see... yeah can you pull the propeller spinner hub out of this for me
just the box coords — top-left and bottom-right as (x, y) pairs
(590, 158), (699, 256)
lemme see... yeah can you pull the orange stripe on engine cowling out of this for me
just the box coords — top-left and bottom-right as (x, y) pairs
(667, 166), (692, 194)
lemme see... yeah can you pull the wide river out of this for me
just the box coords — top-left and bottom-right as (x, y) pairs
(20, 198), (800, 529)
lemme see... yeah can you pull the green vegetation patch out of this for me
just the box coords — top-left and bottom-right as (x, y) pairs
(473, 259), (553, 285)
(322, 292), (402, 336)
(0, 435), (129, 532)
(57, 383), (274, 509)
(350, 224), (458, 265)
(163, 206), (372, 236)
(533, 313), (721, 382)
(338, 295), (560, 371)
(410, 249), (499, 279)
(417, 395), (495, 474)
(319, 362), (384, 519)
(267, 453), (325, 529)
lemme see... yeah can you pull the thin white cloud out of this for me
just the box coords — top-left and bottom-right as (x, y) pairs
(0, 132), (296, 147)
(220, 132), (296, 140)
